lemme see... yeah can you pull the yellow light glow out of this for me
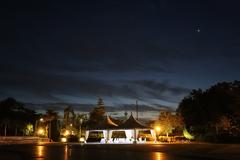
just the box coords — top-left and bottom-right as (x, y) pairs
(155, 126), (161, 132)
(38, 128), (44, 135)
(64, 130), (70, 136)
(79, 137), (85, 142)
(40, 118), (44, 122)
(36, 145), (45, 157)
(183, 128), (194, 140)
(61, 137), (67, 142)
(153, 152), (165, 160)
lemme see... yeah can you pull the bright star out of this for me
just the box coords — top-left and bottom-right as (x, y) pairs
(196, 27), (200, 33)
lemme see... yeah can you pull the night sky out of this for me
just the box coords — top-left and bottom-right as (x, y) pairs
(1, 0), (240, 111)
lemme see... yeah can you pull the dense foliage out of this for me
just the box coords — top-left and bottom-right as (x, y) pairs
(177, 81), (240, 142)
(157, 111), (184, 137)
(0, 97), (37, 136)
(88, 98), (106, 125)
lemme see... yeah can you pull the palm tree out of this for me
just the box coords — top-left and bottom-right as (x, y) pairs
(44, 109), (58, 140)
(75, 113), (88, 137)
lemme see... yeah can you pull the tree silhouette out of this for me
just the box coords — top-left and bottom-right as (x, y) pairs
(177, 81), (240, 141)
(88, 98), (106, 125)
(0, 97), (36, 136)
(44, 109), (59, 140)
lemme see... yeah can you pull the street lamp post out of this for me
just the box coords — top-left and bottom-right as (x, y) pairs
(48, 120), (51, 141)
(79, 118), (83, 138)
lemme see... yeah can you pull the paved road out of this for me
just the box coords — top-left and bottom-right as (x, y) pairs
(0, 143), (240, 160)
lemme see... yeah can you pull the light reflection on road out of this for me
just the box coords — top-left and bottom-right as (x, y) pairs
(64, 145), (72, 160)
(1, 143), (236, 160)
(34, 144), (169, 160)
(19, 144), (197, 160)
(64, 145), (68, 160)
(152, 152), (167, 160)
(36, 145), (45, 159)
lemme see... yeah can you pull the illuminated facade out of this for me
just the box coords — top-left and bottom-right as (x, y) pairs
(86, 114), (156, 144)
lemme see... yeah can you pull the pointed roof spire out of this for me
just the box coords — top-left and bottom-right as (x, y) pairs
(86, 114), (118, 130)
(106, 114), (118, 127)
(117, 114), (151, 129)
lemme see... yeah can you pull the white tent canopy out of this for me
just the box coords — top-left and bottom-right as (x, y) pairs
(86, 114), (156, 144)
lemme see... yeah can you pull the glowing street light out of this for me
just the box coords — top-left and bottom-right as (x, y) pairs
(38, 128), (44, 136)
(155, 126), (161, 142)
(79, 137), (85, 143)
(155, 126), (161, 132)
(64, 130), (70, 137)
(40, 118), (44, 122)
(61, 137), (67, 142)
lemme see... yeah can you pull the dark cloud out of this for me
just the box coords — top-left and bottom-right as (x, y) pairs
(1, 0), (240, 113)
(0, 66), (140, 102)
(129, 80), (191, 103)
(134, 80), (190, 95)
(25, 102), (169, 112)
(0, 57), (189, 103)
(0, 64), (190, 105)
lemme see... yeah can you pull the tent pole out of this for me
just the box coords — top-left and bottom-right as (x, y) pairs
(106, 130), (109, 143)
(134, 128), (137, 144)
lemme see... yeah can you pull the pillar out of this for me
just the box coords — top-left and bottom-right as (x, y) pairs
(85, 130), (89, 141)
(133, 129), (137, 144)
